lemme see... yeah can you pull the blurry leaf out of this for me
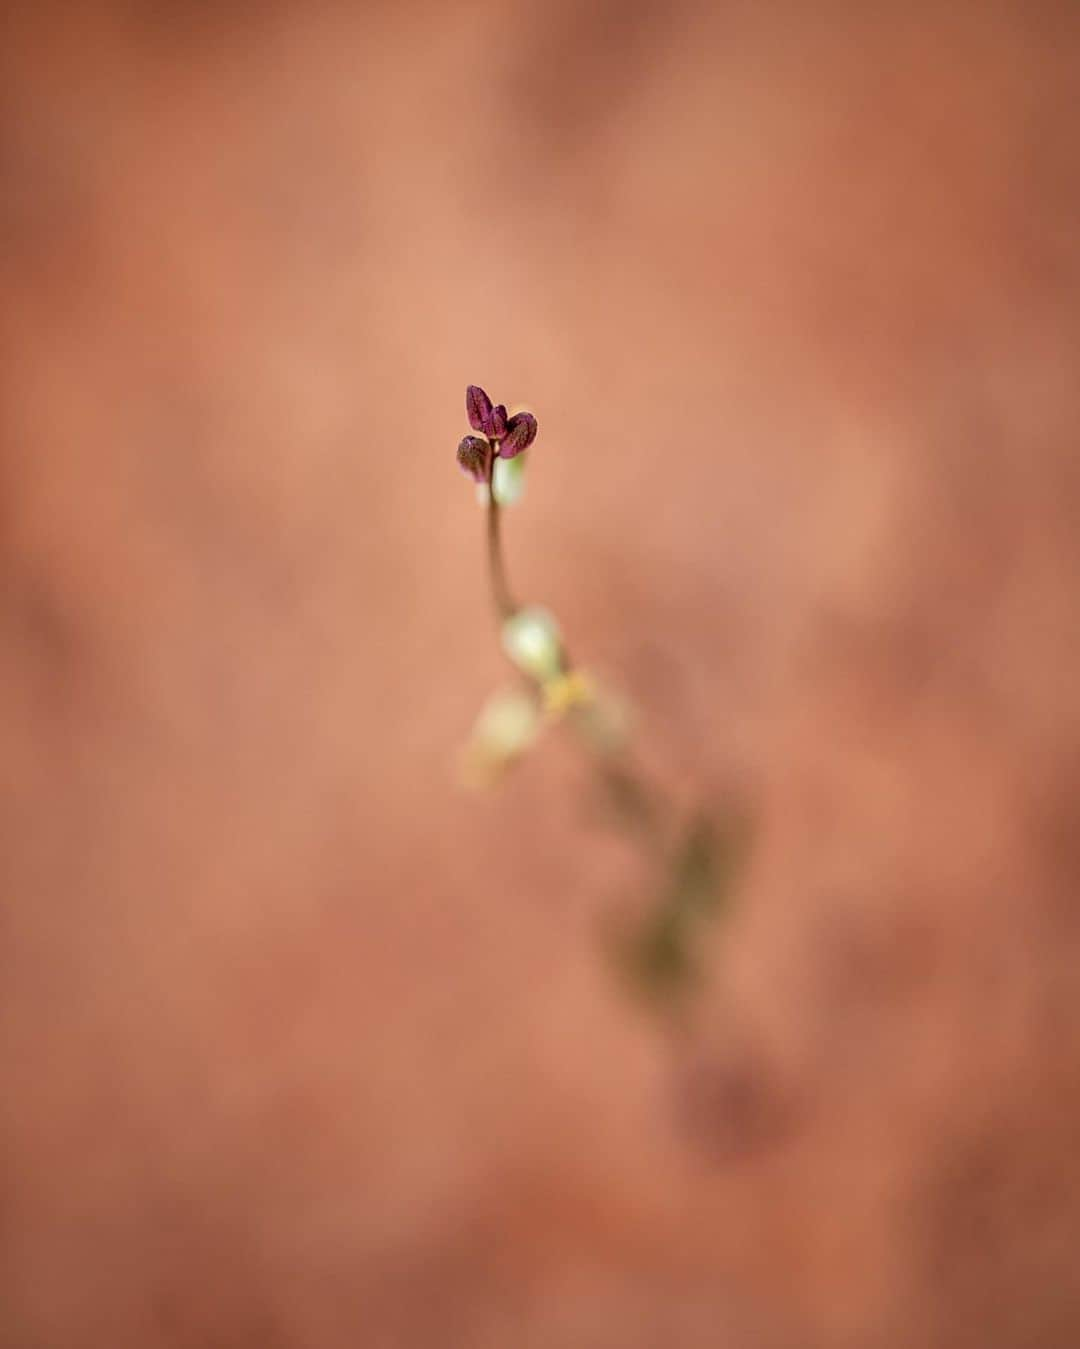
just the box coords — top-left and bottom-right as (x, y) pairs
(595, 760), (656, 836)
(616, 808), (751, 1000)
(459, 686), (542, 788)
(628, 907), (695, 992)
(571, 681), (635, 755)
(672, 815), (719, 912)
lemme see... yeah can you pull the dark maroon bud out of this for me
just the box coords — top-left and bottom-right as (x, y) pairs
(457, 435), (490, 482)
(499, 411), (537, 459)
(489, 404), (508, 441)
(466, 385), (493, 434)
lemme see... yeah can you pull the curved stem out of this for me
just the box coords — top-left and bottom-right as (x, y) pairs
(486, 443), (518, 623)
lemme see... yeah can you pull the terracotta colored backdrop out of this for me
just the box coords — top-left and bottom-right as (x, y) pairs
(2, 3), (1079, 1345)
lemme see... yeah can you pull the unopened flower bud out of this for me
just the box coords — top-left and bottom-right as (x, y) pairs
(501, 605), (562, 679)
(499, 411), (537, 459)
(466, 385), (493, 434)
(489, 404), (508, 440)
(457, 435), (490, 482)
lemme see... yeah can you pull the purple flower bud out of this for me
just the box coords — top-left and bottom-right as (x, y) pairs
(466, 385), (493, 435)
(499, 411), (537, 459)
(457, 435), (490, 482)
(489, 404), (508, 441)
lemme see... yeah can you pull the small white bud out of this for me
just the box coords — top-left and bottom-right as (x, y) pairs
(501, 606), (562, 680)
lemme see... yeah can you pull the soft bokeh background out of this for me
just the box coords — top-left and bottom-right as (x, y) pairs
(3, 3), (1080, 1345)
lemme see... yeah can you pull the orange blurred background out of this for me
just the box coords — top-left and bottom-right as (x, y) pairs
(2, 3), (1080, 1345)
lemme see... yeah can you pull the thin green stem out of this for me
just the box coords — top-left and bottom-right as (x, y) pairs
(486, 443), (518, 623)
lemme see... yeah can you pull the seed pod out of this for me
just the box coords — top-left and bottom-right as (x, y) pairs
(457, 435), (490, 482)
(466, 385), (493, 434)
(499, 411), (537, 459)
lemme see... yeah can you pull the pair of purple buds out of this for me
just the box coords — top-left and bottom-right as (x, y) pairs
(457, 385), (538, 483)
